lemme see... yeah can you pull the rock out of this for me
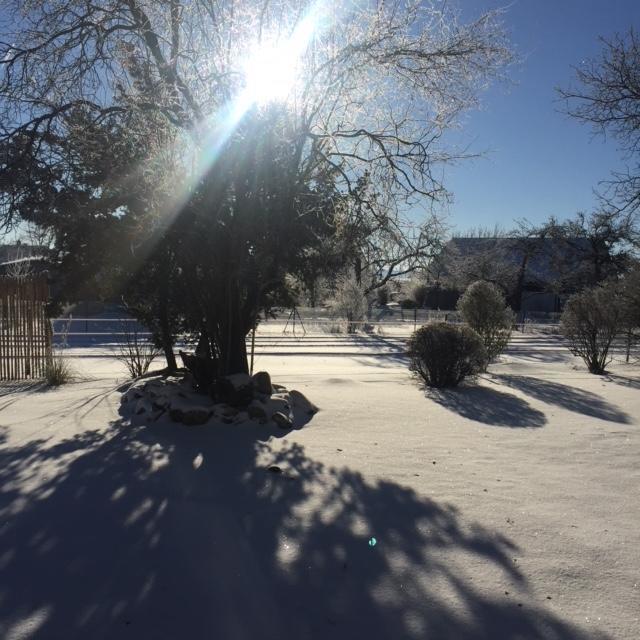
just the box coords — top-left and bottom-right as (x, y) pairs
(181, 407), (211, 426)
(226, 373), (252, 389)
(152, 395), (171, 409)
(122, 387), (143, 404)
(168, 397), (211, 425)
(248, 404), (267, 420)
(215, 374), (253, 407)
(134, 398), (153, 415)
(251, 371), (272, 395)
(169, 407), (184, 422)
(144, 387), (162, 400)
(272, 411), (293, 429)
(289, 389), (319, 415)
(266, 394), (293, 421)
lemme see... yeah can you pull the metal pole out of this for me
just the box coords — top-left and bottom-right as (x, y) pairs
(250, 324), (256, 375)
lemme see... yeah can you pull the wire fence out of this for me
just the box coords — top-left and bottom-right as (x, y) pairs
(50, 307), (566, 348)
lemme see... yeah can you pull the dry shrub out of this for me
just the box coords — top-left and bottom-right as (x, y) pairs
(561, 283), (622, 374)
(44, 353), (74, 386)
(408, 322), (487, 388)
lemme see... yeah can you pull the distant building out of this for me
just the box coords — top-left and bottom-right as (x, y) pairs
(432, 236), (590, 315)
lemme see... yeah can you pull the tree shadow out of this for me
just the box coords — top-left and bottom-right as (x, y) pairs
(0, 380), (47, 398)
(494, 375), (632, 424)
(426, 385), (547, 428)
(604, 373), (640, 391)
(0, 413), (607, 639)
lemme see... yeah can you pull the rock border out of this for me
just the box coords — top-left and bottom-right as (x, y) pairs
(120, 371), (318, 429)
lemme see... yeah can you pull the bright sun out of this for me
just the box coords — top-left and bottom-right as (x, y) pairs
(243, 44), (300, 105)
(241, 11), (319, 106)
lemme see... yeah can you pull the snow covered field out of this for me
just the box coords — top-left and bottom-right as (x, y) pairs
(0, 330), (639, 639)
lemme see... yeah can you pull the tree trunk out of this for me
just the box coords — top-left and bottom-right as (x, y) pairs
(158, 263), (177, 371)
(510, 254), (529, 313)
(217, 280), (250, 376)
(162, 341), (177, 371)
(220, 323), (249, 375)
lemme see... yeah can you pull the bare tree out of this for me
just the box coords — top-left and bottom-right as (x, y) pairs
(544, 210), (639, 290)
(0, 0), (512, 375)
(558, 29), (640, 214)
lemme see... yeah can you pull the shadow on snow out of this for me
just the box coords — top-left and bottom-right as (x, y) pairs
(494, 375), (632, 424)
(0, 405), (609, 640)
(426, 385), (547, 429)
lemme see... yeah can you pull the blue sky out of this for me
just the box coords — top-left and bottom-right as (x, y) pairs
(444, 0), (640, 232)
(2, 1), (638, 241)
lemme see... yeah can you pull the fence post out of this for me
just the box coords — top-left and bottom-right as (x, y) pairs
(250, 324), (257, 375)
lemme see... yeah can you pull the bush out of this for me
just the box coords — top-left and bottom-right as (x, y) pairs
(457, 280), (514, 367)
(560, 283), (623, 374)
(412, 283), (429, 308)
(116, 322), (162, 378)
(376, 286), (390, 306)
(331, 275), (367, 333)
(400, 298), (416, 309)
(408, 322), (487, 388)
(44, 353), (74, 386)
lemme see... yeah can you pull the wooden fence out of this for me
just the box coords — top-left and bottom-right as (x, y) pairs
(0, 276), (52, 380)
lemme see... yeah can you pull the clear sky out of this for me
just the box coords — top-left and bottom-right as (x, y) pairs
(2, 1), (638, 241)
(444, 0), (640, 233)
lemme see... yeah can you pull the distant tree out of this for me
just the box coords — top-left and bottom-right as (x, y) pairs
(431, 225), (540, 310)
(618, 262), (640, 361)
(620, 262), (640, 325)
(544, 210), (638, 291)
(561, 281), (624, 374)
(559, 29), (640, 214)
(376, 286), (390, 307)
(331, 274), (368, 334)
(457, 280), (514, 367)
(441, 231), (514, 296)
(411, 283), (430, 308)
(334, 174), (444, 296)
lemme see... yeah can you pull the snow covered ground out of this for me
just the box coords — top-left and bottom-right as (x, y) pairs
(0, 329), (639, 639)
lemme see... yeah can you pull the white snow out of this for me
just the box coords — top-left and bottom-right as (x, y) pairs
(0, 329), (638, 639)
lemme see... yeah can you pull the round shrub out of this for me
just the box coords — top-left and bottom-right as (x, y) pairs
(456, 280), (514, 367)
(408, 322), (487, 388)
(560, 282), (623, 374)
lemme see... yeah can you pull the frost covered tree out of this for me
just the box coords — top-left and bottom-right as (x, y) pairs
(457, 280), (514, 367)
(0, 0), (512, 375)
(561, 282), (624, 374)
(559, 28), (640, 214)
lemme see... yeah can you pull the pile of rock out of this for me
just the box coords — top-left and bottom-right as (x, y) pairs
(121, 370), (318, 428)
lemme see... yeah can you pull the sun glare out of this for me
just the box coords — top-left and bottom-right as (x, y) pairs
(242, 11), (319, 106)
(243, 45), (299, 105)
(192, 4), (324, 178)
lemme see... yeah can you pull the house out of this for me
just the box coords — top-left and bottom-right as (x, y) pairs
(431, 236), (591, 315)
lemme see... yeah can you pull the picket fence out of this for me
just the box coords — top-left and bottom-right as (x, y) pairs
(0, 277), (52, 380)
